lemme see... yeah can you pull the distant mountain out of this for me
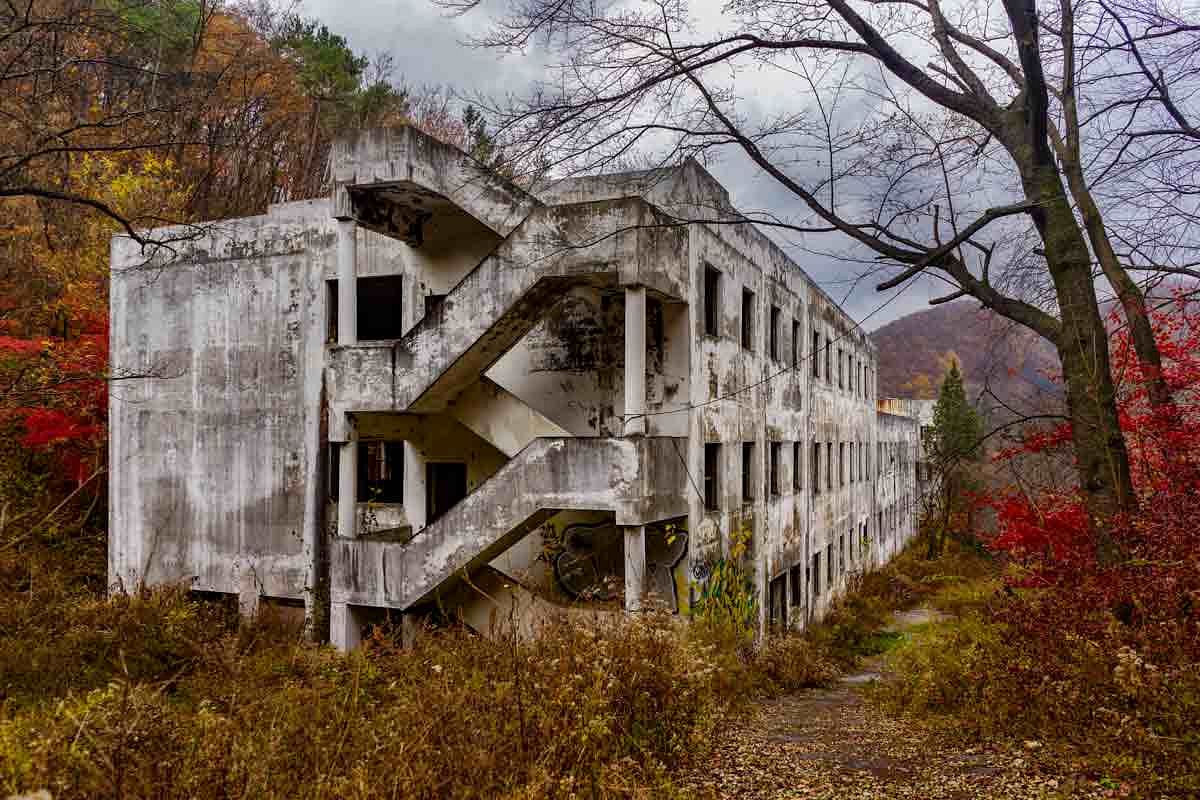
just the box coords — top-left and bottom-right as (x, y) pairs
(869, 302), (1061, 416)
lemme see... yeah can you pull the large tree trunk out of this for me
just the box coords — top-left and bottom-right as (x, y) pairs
(1029, 166), (1138, 529)
(1002, 0), (1138, 537)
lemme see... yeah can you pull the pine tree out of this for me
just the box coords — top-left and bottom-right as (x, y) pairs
(928, 360), (983, 557)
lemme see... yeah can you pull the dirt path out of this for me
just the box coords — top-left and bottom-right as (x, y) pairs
(677, 608), (1086, 800)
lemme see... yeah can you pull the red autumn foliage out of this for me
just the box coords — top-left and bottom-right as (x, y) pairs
(0, 323), (107, 485)
(982, 293), (1200, 657)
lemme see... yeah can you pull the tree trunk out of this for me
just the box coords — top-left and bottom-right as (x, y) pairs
(1056, 142), (1180, 445)
(1027, 166), (1138, 533)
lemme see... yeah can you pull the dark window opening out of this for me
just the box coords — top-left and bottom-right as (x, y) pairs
(790, 564), (803, 607)
(812, 442), (820, 494)
(826, 443), (833, 491)
(824, 341), (831, 382)
(704, 265), (721, 337)
(826, 544), (833, 585)
(840, 534), (846, 573)
(741, 288), (756, 350)
(769, 305), (781, 361)
(838, 442), (845, 487)
(742, 441), (755, 503)
(793, 441), (802, 491)
(770, 442), (782, 497)
(704, 443), (721, 511)
(812, 330), (820, 377)
(426, 461), (467, 523)
(326, 280), (338, 342)
(360, 440), (405, 503)
(838, 348), (844, 389)
(769, 575), (786, 626)
(330, 441), (404, 503)
(424, 293), (446, 319)
(792, 320), (801, 368)
(357, 276), (405, 340)
(812, 552), (821, 597)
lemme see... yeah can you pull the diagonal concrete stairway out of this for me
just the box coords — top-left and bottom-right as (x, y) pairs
(330, 436), (687, 612)
(327, 194), (685, 417)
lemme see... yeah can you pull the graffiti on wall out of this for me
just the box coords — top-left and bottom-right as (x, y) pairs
(553, 519), (689, 611)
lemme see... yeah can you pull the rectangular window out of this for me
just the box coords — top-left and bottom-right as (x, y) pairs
(825, 341), (831, 382)
(358, 440), (404, 503)
(357, 276), (406, 340)
(326, 280), (338, 342)
(812, 331), (820, 377)
(812, 552), (821, 597)
(840, 534), (846, 573)
(769, 306), (781, 361)
(770, 441), (782, 496)
(839, 443), (845, 487)
(741, 288), (755, 350)
(792, 442), (802, 491)
(826, 443), (833, 491)
(838, 348), (844, 389)
(849, 442), (855, 483)
(826, 544), (833, 585)
(789, 564), (803, 607)
(704, 265), (721, 337)
(742, 441), (755, 502)
(811, 442), (820, 494)
(792, 320), (801, 369)
(769, 574), (786, 626)
(703, 443), (721, 511)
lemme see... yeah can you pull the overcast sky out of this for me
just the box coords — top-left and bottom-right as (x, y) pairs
(298, 0), (943, 330)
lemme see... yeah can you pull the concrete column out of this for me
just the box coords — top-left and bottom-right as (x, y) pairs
(330, 601), (362, 651)
(623, 285), (647, 437)
(337, 435), (358, 539)
(623, 525), (647, 612)
(337, 219), (357, 345)
(238, 568), (260, 620)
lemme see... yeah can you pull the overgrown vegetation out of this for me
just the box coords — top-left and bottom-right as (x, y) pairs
(868, 305), (1200, 797)
(1, 510), (926, 798)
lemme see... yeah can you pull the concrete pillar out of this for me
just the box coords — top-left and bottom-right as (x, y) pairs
(337, 435), (358, 539)
(624, 525), (647, 612)
(623, 285), (647, 437)
(238, 568), (260, 620)
(337, 219), (357, 345)
(330, 601), (362, 651)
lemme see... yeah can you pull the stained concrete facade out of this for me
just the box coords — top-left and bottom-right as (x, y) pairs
(109, 125), (923, 647)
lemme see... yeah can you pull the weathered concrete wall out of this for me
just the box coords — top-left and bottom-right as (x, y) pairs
(108, 201), (402, 605)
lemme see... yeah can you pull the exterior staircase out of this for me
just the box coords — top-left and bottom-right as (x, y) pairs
(330, 436), (687, 612)
(326, 194), (685, 417)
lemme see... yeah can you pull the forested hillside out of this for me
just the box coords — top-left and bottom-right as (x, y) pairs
(0, 0), (496, 513)
(869, 302), (1060, 413)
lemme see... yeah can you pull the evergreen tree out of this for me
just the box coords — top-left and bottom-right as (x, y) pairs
(931, 361), (983, 466)
(928, 360), (983, 557)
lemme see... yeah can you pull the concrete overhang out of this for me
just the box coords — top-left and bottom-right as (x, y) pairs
(331, 126), (542, 245)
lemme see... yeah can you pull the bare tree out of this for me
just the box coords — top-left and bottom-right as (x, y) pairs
(0, 1), (230, 247)
(449, 0), (1200, 534)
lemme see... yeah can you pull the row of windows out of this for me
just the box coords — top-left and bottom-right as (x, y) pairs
(703, 266), (806, 370)
(770, 521), (874, 624)
(703, 439), (903, 511)
(703, 265), (873, 402)
(770, 497), (920, 625)
(810, 329), (872, 400)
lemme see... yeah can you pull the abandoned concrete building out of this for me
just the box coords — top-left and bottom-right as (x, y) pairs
(108, 126), (924, 649)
